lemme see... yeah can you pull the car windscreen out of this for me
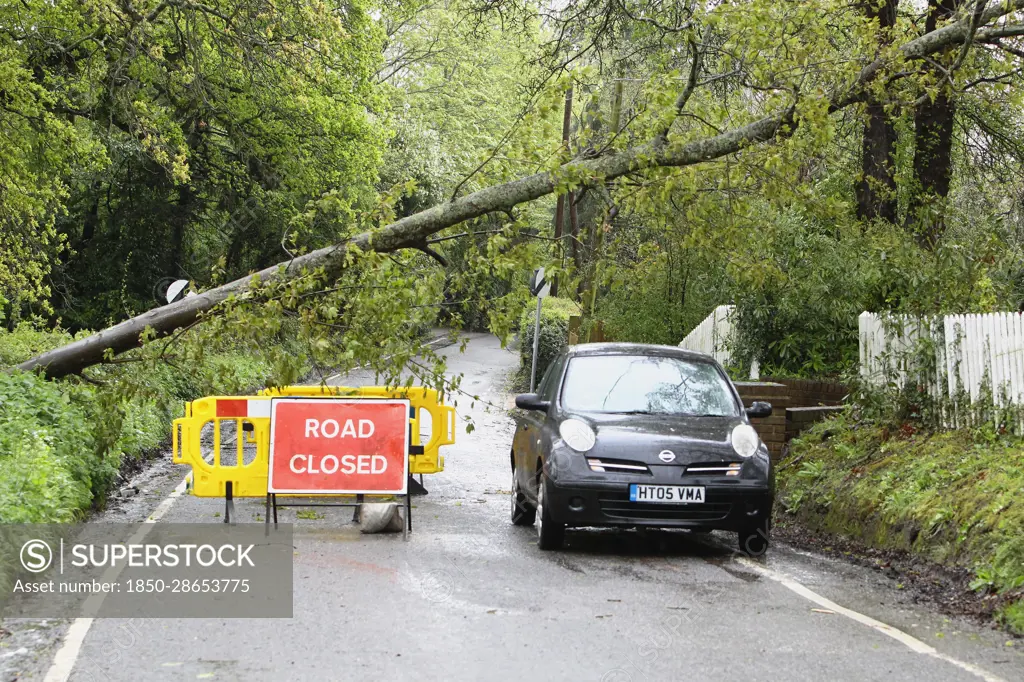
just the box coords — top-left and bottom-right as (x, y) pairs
(560, 354), (740, 416)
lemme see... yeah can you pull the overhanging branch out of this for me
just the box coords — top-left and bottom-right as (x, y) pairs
(15, 0), (1024, 379)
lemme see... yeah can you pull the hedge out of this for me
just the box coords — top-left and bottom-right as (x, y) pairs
(518, 297), (581, 385)
(0, 324), (290, 523)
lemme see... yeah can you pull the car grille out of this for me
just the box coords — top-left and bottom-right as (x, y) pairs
(587, 458), (652, 475)
(597, 493), (732, 521)
(683, 462), (742, 477)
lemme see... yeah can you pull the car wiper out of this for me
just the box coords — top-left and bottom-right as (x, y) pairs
(612, 411), (726, 417)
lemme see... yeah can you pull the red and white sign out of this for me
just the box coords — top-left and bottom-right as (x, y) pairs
(268, 399), (410, 494)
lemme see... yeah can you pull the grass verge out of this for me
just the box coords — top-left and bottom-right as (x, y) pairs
(778, 410), (1024, 635)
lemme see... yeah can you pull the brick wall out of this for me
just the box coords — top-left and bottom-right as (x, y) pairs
(785, 406), (845, 441)
(764, 377), (848, 406)
(735, 379), (849, 462)
(735, 382), (790, 461)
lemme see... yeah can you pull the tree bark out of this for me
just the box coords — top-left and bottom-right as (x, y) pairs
(908, 0), (963, 247)
(16, 3), (1024, 379)
(856, 0), (899, 222)
(551, 86), (573, 297)
(170, 183), (194, 276)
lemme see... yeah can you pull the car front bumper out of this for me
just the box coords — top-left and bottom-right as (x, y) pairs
(544, 478), (773, 531)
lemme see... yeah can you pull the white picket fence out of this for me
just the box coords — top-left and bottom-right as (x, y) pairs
(679, 305), (734, 366)
(860, 311), (1024, 423)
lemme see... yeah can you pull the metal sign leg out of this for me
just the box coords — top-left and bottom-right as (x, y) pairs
(353, 493), (364, 523)
(408, 475), (428, 496)
(402, 494), (409, 541)
(405, 492), (412, 541)
(224, 482), (235, 525)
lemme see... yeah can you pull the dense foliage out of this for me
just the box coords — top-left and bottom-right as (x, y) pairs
(0, 325), (294, 521)
(1, 0), (385, 327)
(5, 0), (1024, 382)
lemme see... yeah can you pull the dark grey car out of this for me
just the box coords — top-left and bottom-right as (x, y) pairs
(510, 343), (774, 554)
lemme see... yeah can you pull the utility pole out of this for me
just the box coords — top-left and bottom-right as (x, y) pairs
(528, 268), (550, 391)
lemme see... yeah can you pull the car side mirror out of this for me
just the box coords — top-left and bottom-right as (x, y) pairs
(745, 401), (772, 419)
(515, 393), (551, 412)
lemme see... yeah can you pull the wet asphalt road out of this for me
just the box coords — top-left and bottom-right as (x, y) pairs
(11, 332), (1024, 681)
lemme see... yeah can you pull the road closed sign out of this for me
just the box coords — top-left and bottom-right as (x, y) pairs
(268, 399), (410, 494)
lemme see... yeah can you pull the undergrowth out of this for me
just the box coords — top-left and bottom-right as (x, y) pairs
(0, 323), (299, 523)
(779, 410), (1024, 635)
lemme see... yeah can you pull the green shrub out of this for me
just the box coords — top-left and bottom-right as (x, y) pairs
(998, 600), (1024, 636)
(0, 323), (73, 366)
(518, 297), (580, 385)
(0, 372), (94, 522)
(597, 247), (724, 346)
(727, 207), (1014, 378)
(0, 325), (282, 523)
(728, 211), (880, 377)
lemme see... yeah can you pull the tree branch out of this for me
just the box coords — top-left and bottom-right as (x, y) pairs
(15, 0), (1024, 379)
(977, 24), (1024, 40)
(426, 229), (506, 244)
(412, 242), (449, 267)
(656, 37), (701, 143)
(947, 1), (988, 80)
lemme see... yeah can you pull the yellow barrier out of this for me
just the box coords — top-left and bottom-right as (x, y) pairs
(172, 385), (456, 498)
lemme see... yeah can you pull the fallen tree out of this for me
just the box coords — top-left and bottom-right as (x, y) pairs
(17, 2), (1024, 379)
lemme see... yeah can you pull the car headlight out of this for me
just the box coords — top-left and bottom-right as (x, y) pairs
(731, 424), (760, 458)
(559, 419), (596, 452)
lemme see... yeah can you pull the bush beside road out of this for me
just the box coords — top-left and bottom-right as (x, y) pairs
(778, 411), (1024, 636)
(516, 297), (580, 386)
(0, 324), (292, 523)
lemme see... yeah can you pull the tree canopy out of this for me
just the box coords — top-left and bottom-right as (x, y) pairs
(6, 0), (1024, 382)
(2, 0), (384, 324)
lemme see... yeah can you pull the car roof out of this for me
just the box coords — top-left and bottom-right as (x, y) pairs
(565, 342), (716, 363)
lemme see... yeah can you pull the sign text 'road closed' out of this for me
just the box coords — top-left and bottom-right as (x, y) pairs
(268, 399), (410, 494)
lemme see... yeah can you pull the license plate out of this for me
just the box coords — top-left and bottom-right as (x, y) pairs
(629, 484), (705, 504)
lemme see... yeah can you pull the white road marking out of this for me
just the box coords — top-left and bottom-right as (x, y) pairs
(43, 476), (190, 682)
(737, 557), (1007, 682)
(41, 334), (453, 681)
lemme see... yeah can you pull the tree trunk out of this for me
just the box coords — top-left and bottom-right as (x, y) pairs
(855, 0), (899, 222)
(551, 86), (573, 297)
(570, 195), (581, 270)
(908, 0), (962, 248)
(171, 184), (194, 275)
(573, 193), (588, 300)
(910, 89), (956, 244)
(14, 4), (1020, 379)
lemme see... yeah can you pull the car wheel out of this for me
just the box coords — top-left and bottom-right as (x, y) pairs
(536, 474), (565, 551)
(510, 468), (536, 526)
(738, 522), (771, 557)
